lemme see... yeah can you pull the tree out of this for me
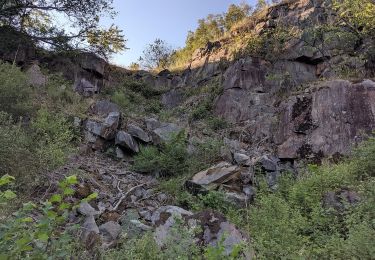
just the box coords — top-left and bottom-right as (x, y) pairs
(139, 39), (174, 70)
(255, 0), (269, 12)
(333, 0), (375, 38)
(224, 2), (251, 31)
(129, 62), (140, 71)
(0, 0), (126, 57)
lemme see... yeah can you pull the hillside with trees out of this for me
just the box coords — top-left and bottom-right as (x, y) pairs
(0, 0), (375, 259)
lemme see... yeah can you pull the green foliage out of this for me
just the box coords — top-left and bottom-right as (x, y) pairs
(0, 62), (31, 117)
(170, 3), (251, 69)
(109, 78), (164, 116)
(248, 138), (375, 258)
(0, 112), (38, 184)
(139, 39), (174, 70)
(32, 108), (76, 170)
(0, 175), (16, 205)
(206, 116), (229, 131)
(0, 175), (87, 259)
(190, 100), (212, 121)
(132, 132), (189, 177)
(224, 3), (251, 31)
(1, 0), (126, 57)
(333, 0), (375, 37)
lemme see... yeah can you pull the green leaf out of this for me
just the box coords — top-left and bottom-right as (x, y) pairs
(37, 233), (49, 241)
(3, 190), (16, 200)
(49, 194), (62, 203)
(63, 187), (75, 196)
(21, 217), (33, 223)
(47, 210), (58, 219)
(0, 174), (15, 186)
(58, 202), (71, 211)
(65, 175), (78, 185)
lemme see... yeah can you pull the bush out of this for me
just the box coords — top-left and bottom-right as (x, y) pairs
(0, 112), (38, 185)
(0, 62), (31, 117)
(32, 108), (76, 170)
(206, 116), (229, 130)
(0, 175), (91, 259)
(132, 132), (189, 177)
(247, 138), (375, 258)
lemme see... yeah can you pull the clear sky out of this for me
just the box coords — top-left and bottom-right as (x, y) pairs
(104, 0), (256, 67)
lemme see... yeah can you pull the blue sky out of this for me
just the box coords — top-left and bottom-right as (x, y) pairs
(104, 0), (256, 67)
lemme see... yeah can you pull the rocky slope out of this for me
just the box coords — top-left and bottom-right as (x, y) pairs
(1, 0), (375, 257)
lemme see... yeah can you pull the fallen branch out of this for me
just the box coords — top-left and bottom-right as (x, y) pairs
(112, 183), (146, 211)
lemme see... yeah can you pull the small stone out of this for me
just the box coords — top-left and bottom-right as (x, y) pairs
(233, 153), (250, 165)
(78, 202), (100, 216)
(99, 221), (122, 242)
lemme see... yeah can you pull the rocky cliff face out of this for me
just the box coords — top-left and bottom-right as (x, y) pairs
(127, 0), (375, 164)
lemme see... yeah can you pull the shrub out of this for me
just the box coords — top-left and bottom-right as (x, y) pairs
(247, 138), (375, 258)
(206, 116), (229, 130)
(0, 175), (91, 259)
(0, 112), (38, 185)
(0, 62), (31, 117)
(32, 109), (76, 170)
(132, 131), (189, 177)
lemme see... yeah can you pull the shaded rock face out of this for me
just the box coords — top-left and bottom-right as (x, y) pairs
(115, 131), (140, 153)
(0, 26), (36, 65)
(276, 80), (375, 160)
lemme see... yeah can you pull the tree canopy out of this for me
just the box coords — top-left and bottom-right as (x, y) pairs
(139, 38), (174, 70)
(0, 0), (126, 57)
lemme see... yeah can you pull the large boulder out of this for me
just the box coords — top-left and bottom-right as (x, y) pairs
(85, 112), (120, 140)
(128, 124), (152, 143)
(187, 162), (241, 191)
(90, 100), (120, 117)
(115, 131), (140, 153)
(145, 118), (182, 144)
(26, 63), (47, 87)
(189, 210), (250, 257)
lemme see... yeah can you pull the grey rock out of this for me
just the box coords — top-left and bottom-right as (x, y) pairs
(115, 146), (125, 159)
(187, 162), (241, 192)
(152, 122), (182, 144)
(84, 112), (120, 141)
(115, 131), (139, 153)
(190, 210), (249, 256)
(225, 192), (251, 207)
(275, 80), (375, 159)
(99, 221), (122, 243)
(234, 153), (250, 166)
(26, 63), (47, 87)
(145, 118), (161, 130)
(128, 124), (152, 143)
(78, 202), (100, 216)
(257, 155), (279, 172)
(145, 118), (182, 143)
(151, 206), (193, 226)
(323, 189), (361, 212)
(81, 215), (100, 248)
(90, 100), (120, 117)
(162, 89), (184, 109)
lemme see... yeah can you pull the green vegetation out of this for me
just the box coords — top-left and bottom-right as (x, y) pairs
(0, 62), (31, 117)
(170, 2), (252, 69)
(0, 175), (96, 259)
(0, 63), (78, 190)
(139, 39), (174, 71)
(107, 77), (164, 115)
(0, 0), (125, 57)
